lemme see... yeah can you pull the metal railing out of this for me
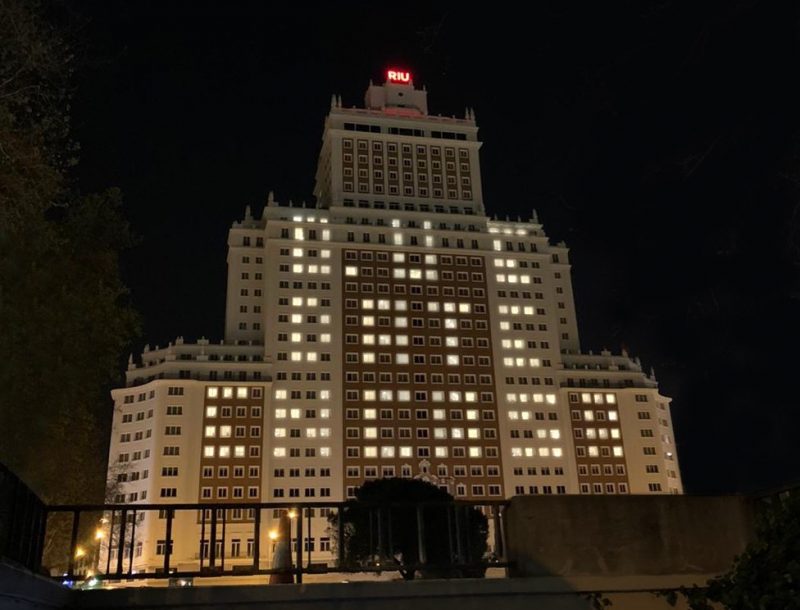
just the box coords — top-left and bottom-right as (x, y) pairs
(0, 463), (48, 573)
(38, 499), (510, 584)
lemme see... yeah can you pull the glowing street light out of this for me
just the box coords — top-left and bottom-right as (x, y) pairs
(287, 509), (297, 520)
(75, 546), (86, 559)
(268, 529), (279, 541)
(95, 529), (105, 541)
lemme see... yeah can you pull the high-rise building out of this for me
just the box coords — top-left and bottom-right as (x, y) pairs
(106, 71), (682, 574)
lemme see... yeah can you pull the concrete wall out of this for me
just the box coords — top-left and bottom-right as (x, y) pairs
(0, 560), (72, 610)
(505, 494), (755, 578)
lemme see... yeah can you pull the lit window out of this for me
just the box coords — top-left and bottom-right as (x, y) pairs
(207, 387), (219, 398)
(345, 266), (358, 276)
(275, 409), (286, 419)
(468, 447), (482, 458)
(274, 428), (286, 437)
(205, 426), (216, 438)
(273, 447), (286, 457)
(364, 446), (378, 458)
(204, 446), (215, 457)
(206, 406), (218, 418)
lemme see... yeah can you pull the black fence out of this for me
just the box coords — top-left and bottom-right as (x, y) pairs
(0, 463), (48, 573)
(41, 499), (509, 584)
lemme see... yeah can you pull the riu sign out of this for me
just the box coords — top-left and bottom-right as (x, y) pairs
(387, 69), (411, 84)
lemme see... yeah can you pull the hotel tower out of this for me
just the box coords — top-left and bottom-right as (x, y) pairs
(105, 71), (682, 573)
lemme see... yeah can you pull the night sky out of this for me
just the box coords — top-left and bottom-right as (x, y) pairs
(69, 1), (800, 494)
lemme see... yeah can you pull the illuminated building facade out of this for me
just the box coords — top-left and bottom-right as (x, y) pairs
(105, 71), (682, 574)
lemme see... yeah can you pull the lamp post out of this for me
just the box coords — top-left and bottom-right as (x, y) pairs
(269, 513), (293, 584)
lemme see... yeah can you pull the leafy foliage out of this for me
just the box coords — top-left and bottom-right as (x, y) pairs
(329, 478), (488, 580)
(0, 0), (139, 503)
(665, 491), (800, 610)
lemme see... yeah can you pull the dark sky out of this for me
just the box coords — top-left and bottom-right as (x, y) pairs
(69, 1), (800, 494)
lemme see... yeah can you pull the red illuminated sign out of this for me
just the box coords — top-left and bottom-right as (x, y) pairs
(387, 69), (411, 84)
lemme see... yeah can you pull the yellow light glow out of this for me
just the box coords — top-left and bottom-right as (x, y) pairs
(288, 510), (297, 519)
(268, 529), (279, 541)
(95, 529), (105, 540)
(75, 546), (86, 559)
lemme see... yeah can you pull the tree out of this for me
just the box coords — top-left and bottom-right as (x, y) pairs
(664, 490), (800, 610)
(329, 478), (488, 580)
(0, 0), (139, 504)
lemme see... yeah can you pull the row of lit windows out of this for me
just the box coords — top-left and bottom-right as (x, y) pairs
(344, 389), (493, 402)
(509, 429), (562, 440)
(504, 395), (559, 409)
(274, 389), (331, 400)
(202, 445), (260, 458)
(344, 407), (493, 421)
(279, 227), (331, 242)
(345, 299), (481, 313)
(346, 251), (484, 267)
(274, 408), (331, 419)
(205, 406), (262, 419)
(206, 387), (263, 399)
(345, 334), (489, 349)
(283, 247), (331, 258)
(281, 296), (330, 308)
(569, 392), (618, 405)
(344, 352), (491, 368)
(276, 333), (332, 343)
(276, 352), (332, 362)
(575, 445), (624, 458)
(502, 357), (546, 368)
(278, 313), (331, 324)
(345, 445), (493, 459)
(498, 304), (539, 316)
(513, 485), (567, 495)
(510, 447), (564, 458)
(344, 266), (484, 283)
(573, 428), (621, 440)
(346, 371), (493, 385)
(279, 264), (332, 274)
(203, 425), (261, 438)
(273, 428), (331, 438)
(347, 427), (496, 440)
(495, 274), (542, 285)
(353, 464), (494, 481)
(506, 410), (559, 421)
(345, 317), (489, 332)
(570, 409), (619, 422)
